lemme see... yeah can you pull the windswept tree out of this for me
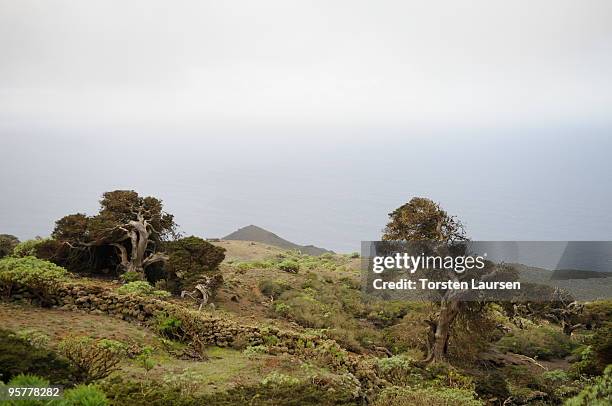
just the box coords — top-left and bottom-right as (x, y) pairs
(383, 197), (466, 243)
(52, 190), (178, 279)
(382, 197), (505, 363)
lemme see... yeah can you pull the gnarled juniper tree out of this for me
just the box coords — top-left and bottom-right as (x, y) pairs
(52, 190), (178, 279)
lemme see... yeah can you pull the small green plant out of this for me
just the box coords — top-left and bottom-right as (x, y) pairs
(96, 339), (128, 357)
(162, 370), (202, 397)
(242, 345), (268, 357)
(120, 271), (140, 283)
(155, 312), (183, 339)
(14, 329), (50, 349)
(116, 281), (171, 297)
(278, 260), (299, 273)
(274, 302), (292, 316)
(136, 346), (155, 375)
(261, 372), (300, 386)
(62, 384), (109, 406)
(7, 373), (50, 387)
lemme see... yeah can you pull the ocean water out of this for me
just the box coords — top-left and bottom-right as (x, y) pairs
(1, 125), (611, 253)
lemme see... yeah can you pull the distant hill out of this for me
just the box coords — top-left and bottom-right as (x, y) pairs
(222, 225), (333, 256)
(550, 269), (612, 280)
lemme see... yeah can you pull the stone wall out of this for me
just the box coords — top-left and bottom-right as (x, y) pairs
(3, 281), (334, 354)
(2, 280), (384, 396)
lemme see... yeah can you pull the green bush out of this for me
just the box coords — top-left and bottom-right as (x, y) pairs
(164, 236), (225, 292)
(243, 345), (268, 357)
(0, 256), (68, 303)
(117, 281), (170, 297)
(62, 385), (109, 406)
(373, 386), (483, 406)
(278, 260), (300, 273)
(474, 371), (510, 401)
(376, 356), (422, 386)
(14, 329), (50, 349)
(57, 336), (123, 384)
(591, 323), (612, 372)
(155, 312), (183, 340)
(497, 325), (573, 360)
(582, 301), (612, 329)
(568, 325), (612, 377)
(0, 234), (19, 259)
(570, 345), (598, 377)
(0, 329), (75, 384)
(565, 365), (612, 406)
(259, 279), (290, 299)
(12, 239), (50, 258)
(120, 271), (140, 283)
(2, 374), (55, 406)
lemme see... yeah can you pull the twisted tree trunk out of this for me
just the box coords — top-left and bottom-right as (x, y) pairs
(112, 211), (168, 279)
(425, 299), (461, 363)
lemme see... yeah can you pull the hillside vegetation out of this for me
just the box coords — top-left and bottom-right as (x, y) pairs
(0, 193), (610, 405)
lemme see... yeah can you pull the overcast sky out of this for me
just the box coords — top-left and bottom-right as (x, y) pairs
(1, 1), (611, 251)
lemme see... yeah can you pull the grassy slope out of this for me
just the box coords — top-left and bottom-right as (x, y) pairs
(1, 240), (358, 395)
(4, 239), (586, 402)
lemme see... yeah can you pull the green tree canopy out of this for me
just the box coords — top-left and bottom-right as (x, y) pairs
(52, 190), (178, 278)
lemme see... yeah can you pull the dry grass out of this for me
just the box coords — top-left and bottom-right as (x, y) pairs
(0, 302), (159, 346)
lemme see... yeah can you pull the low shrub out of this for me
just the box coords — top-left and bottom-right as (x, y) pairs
(591, 323), (612, 373)
(503, 365), (545, 391)
(136, 347), (155, 375)
(0, 328), (75, 384)
(497, 325), (573, 360)
(0, 256), (68, 304)
(12, 239), (50, 258)
(278, 260), (300, 273)
(57, 336), (123, 383)
(154, 312), (183, 340)
(0, 234), (19, 259)
(382, 312), (428, 355)
(376, 356), (422, 386)
(474, 370), (510, 401)
(1, 374), (59, 406)
(372, 386), (483, 406)
(116, 281), (170, 297)
(62, 384), (109, 406)
(101, 376), (185, 406)
(259, 279), (290, 299)
(120, 271), (140, 283)
(243, 345), (268, 357)
(568, 324), (612, 377)
(582, 300), (612, 329)
(569, 345), (598, 377)
(14, 329), (50, 349)
(565, 364), (612, 406)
